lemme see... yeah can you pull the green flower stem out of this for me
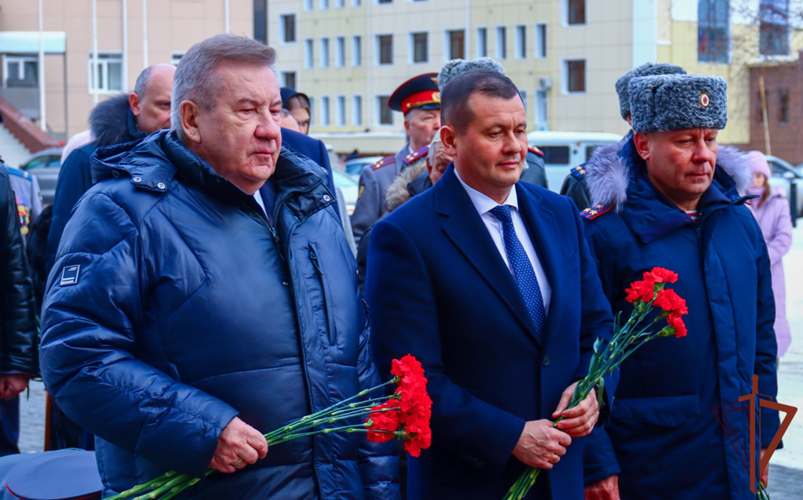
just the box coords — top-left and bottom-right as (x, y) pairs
(263, 400), (397, 442)
(132, 474), (186, 500)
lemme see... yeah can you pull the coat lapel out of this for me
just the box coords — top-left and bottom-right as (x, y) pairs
(435, 168), (541, 345)
(516, 184), (564, 352)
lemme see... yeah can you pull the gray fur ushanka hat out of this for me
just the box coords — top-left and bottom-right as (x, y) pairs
(438, 57), (506, 89)
(615, 62), (686, 120)
(629, 74), (728, 133)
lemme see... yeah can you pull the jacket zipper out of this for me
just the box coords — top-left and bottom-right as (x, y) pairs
(309, 244), (338, 346)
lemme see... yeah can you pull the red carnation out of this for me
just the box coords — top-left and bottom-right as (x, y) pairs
(653, 289), (688, 315)
(391, 354), (426, 381)
(643, 267), (678, 285)
(625, 280), (655, 303)
(667, 312), (687, 338)
(366, 400), (402, 444)
(403, 422), (432, 457)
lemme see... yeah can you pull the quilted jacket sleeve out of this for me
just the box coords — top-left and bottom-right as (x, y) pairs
(40, 191), (239, 477)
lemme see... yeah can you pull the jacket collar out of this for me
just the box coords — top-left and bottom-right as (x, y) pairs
(615, 138), (749, 244)
(92, 130), (334, 219)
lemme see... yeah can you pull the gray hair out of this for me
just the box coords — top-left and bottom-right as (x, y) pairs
(171, 34), (277, 141)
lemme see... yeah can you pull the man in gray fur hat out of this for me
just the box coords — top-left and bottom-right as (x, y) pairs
(560, 62), (685, 210)
(581, 74), (780, 500)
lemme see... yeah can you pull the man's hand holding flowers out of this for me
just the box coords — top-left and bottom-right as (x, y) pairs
(553, 383), (599, 437)
(512, 384), (598, 470)
(209, 417), (269, 474)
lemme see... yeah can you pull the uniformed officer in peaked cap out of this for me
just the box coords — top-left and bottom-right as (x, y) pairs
(350, 73), (441, 244)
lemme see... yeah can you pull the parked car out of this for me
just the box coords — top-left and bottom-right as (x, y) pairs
(332, 168), (358, 215)
(765, 155), (803, 219)
(345, 156), (383, 178)
(19, 147), (63, 205)
(527, 131), (622, 192)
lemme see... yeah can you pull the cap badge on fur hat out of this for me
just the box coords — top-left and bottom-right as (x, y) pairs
(629, 74), (727, 133)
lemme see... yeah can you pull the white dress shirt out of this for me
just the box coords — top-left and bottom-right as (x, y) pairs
(454, 168), (551, 313)
(253, 190), (268, 217)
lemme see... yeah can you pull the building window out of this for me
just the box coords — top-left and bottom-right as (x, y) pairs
(304, 0), (313, 10)
(336, 0), (345, 7)
(412, 32), (429, 63)
(515, 25), (527, 59)
(305, 39), (314, 68)
(280, 14), (296, 43)
(378, 0), (392, 3)
(170, 52), (184, 66)
(88, 53), (123, 93)
(565, 59), (586, 93)
(759, 0), (789, 56)
(535, 23), (547, 58)
(321, 96), (331, 126)
(309, 97), (315, 126)
(336, 36), (346, 67)
(447, 29), (465, 59)
(254, 0), (267, 44)
(567, 0), (586, 25)
(535, 89), (548, 129)
(496, 26), (507, 59)
(476, 27), (488, 57)
(282, 71), (297, 89)
(336, 95), (346, 126)
(353, 35), (363, 66)
(779, 89), (790, 123)
(3, 56), (38, 88)
(377, 34), (393, 65)
(353, 95), (363, 126)
(320, 0), (329, 9)
(320, 38), (330, 68)
(698, 0), (729, 63)
(520, 90), (528, 121)
(352, 0), (361, 5)
(377, 95), (392, 125)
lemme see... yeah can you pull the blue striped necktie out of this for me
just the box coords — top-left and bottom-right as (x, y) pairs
(489, 205), (546, 336)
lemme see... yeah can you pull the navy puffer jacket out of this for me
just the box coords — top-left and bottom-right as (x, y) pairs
(40, 130), (399, 499)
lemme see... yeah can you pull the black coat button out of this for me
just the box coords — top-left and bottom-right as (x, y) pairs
(543, 356), (550, 366)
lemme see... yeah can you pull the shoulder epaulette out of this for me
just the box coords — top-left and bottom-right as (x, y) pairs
(570, 165), (586, 181)
(580, 204), (613, 220)
(528, 145), (544, 157)
(403, 145), (429, 166)
(370, 154), (397, 171)
(7, 167), (29, 180)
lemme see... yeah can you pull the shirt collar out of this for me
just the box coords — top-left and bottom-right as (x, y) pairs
(453, 165), (519, 215)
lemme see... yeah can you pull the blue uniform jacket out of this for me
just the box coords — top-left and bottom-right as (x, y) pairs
(582, 138), (780, 499)
(40, 130), (398, 499)
(367, 166), (616, 499)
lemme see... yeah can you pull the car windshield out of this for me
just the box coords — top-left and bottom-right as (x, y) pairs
(333, 169), (358, 187)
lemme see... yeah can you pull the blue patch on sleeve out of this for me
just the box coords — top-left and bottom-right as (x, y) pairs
(60, 265), (80, 286)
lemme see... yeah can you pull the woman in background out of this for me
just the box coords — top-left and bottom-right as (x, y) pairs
(747, 151), (793, 358)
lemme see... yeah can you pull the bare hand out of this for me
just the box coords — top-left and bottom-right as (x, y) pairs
(512, 420), (572, 469)
(0, 374), (30, 400)
(209, 417), (268, 473)
(760, 447), (769, 487)
(585, 475), (620, 500)
(552, 383), (599, 437)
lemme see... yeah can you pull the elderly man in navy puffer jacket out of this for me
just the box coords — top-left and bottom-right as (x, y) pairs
(40, 34), (399, 499)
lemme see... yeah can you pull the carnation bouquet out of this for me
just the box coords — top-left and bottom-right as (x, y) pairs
(106, 355), (431, 500)
(504, 268), (689, 500)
